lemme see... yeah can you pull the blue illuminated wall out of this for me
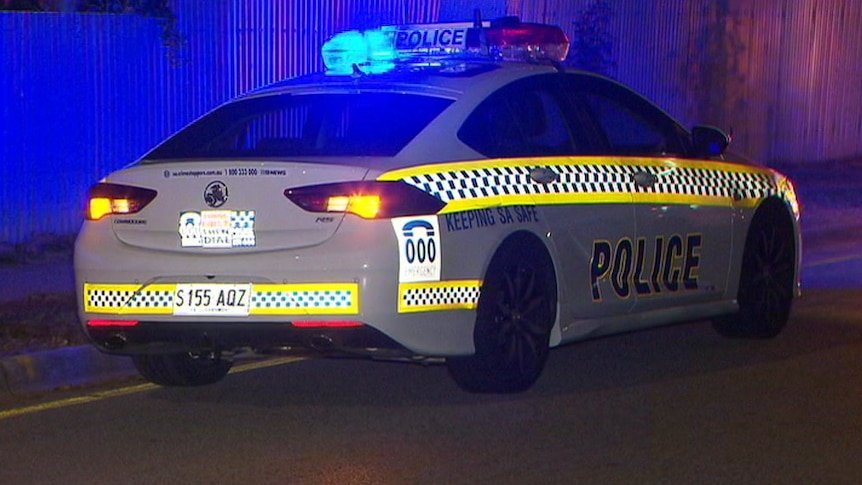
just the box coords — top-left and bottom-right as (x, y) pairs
(2, 0), (862, 244)
(0, 1), (442, 244)
(1, 13), (173, 244)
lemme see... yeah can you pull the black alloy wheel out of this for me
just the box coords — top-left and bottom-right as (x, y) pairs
(713, 201), (796, 338)
(448, 234), (557, 393)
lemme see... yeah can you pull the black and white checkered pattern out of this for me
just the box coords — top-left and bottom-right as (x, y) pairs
(400, 282), (481, 311)
(86, 288), (172, 309)
(401, 163), (776, 203)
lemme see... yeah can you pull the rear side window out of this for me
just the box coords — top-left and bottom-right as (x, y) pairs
(146, 93), (453, 160)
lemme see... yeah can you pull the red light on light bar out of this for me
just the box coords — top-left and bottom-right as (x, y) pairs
(485, 23), (568, 46)
(292, 321), (364, 328)
(87, 319), (140, 327)
(482, 22), (570, 62)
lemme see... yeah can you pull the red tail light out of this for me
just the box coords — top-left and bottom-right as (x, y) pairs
(292, 320), (364, 328)
(87, 319), (140, 327)
(86, 183), (157, 221)
(284, 181), (445, 219)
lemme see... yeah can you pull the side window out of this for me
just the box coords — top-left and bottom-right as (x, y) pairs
(458, 77), (579, 158)
(562, 76), (689, 157)
(580, 94), (666, 155)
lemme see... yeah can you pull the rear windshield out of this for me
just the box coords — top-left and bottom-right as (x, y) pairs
(144, 92), (453, 160)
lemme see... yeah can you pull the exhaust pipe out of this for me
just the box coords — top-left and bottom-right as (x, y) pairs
(104, 333), (127, 351)
(308, 334), (334, 351)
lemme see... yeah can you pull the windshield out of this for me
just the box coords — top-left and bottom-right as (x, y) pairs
(144, 92), (453, 160)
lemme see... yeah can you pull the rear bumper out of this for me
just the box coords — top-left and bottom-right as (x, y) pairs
(75, 215), (482, 357)
(84, 320), (413, 359)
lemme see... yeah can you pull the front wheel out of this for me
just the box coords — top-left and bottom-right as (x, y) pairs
(132, 351), (232, 386)
(713, 201), (796, 338)
(448, 234), (557, 393)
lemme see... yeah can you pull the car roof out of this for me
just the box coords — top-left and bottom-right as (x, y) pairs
(243, 61), (572, 100)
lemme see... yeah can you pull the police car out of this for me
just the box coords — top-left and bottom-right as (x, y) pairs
(74, 17), (801, 393)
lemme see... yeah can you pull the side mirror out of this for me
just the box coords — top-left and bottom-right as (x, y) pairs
(691, 125), (731, 158)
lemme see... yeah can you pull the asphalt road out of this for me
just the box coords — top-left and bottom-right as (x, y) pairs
(1, 288), (861, 485)
(0, 192), (858, 484)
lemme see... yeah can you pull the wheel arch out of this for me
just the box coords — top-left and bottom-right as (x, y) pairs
(714, 194), (800, 338)
(748, 195), (802, 296)
(484, 229), (563, 346)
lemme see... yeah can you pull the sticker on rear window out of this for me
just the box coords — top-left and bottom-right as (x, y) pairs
(392, 216), (441, 283)
(179, 210), (256, 248)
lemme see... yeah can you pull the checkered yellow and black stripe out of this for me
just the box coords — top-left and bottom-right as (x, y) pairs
(379, 157), (787, 212)
(84, 283), (359, 315)
(398, 280), (481, 313)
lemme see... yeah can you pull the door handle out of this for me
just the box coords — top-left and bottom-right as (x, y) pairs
(530, 167), (559, 184)
(632, 171), (658, 188)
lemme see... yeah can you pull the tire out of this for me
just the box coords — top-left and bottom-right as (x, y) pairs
(713, 201), (796, 338)
(132, 351), (233, 386)
(447, 234), (557, 393)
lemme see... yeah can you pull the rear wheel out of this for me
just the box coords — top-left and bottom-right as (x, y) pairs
(132, 351), (232, 386)
(448, 234), (557, 393)
(713, 201), (796, 338)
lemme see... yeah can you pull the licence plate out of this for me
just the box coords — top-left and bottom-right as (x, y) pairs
(173, 283), (252, 316)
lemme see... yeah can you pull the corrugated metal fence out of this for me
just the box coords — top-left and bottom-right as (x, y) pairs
(508, 0), (862, 164)
(1, 0), (860, 243)
(1, 12), (170, 244)
(0, 0), (442, 243)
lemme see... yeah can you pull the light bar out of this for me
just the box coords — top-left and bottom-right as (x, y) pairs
(387, 21), (487, 56)
(320, 17), (569, 75)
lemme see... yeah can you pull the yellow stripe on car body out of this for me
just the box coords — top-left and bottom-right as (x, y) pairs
(83, 282), (360, 315)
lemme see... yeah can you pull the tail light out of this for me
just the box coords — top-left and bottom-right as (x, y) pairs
(284, 181), (445, 219)
(87, 319), (140, 327)
(86, 183), (157, 221)
(292, 320), (364, 328)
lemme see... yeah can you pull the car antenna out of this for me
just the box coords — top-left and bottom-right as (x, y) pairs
(473, 8), (487, 52)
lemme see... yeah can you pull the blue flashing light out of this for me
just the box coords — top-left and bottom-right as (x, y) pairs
(363, 30), (397, 73)
(321, 30), (397, 75)
(321, 30), (367, 75)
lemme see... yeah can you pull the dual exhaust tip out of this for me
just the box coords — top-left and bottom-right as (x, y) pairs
(102, 332), (337, 353)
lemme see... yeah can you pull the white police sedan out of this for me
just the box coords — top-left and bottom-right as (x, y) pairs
(75, 17), (801, 393)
